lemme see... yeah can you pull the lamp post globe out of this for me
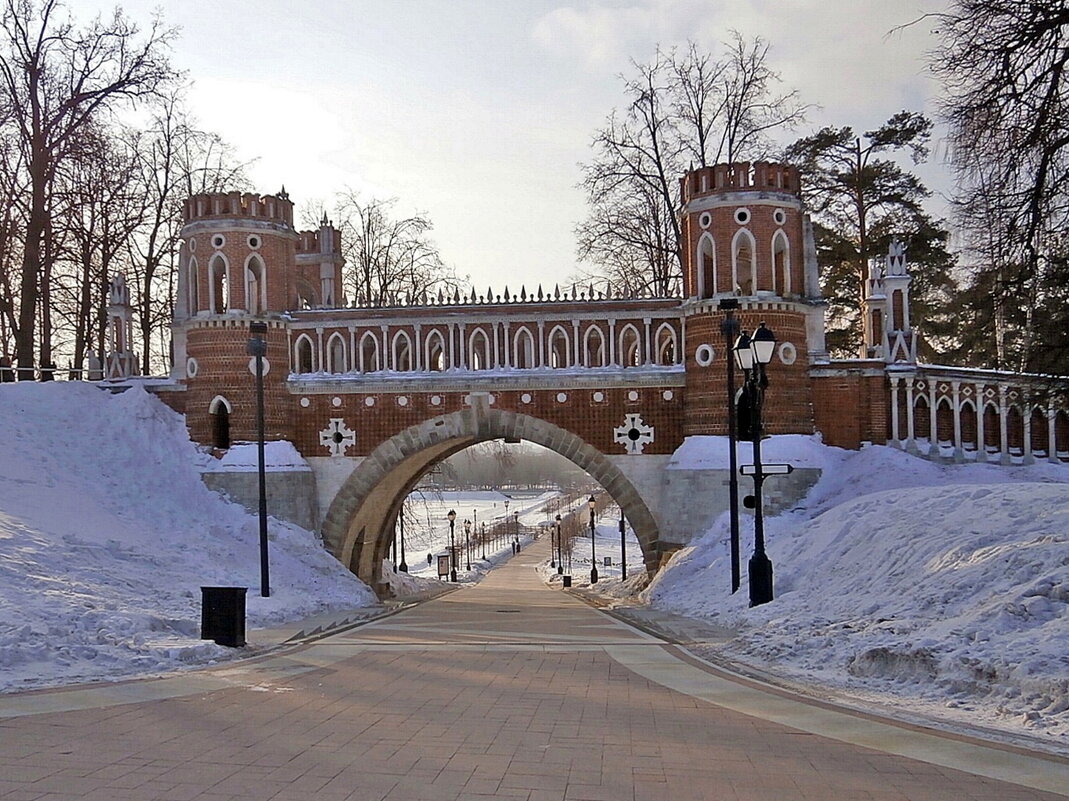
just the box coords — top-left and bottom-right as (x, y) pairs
(588, 495), (598, 584)
(447, 509), (457, 582)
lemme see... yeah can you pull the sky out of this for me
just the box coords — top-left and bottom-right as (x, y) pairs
(69, 0), (947, 292)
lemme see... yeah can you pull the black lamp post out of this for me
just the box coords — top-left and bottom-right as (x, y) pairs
(550, 518), (557, 569)
(246, 321), (270, 598)
(464, 519), (472, 571)
(588, 495), (598, 584)
(398, 505), (408, 572)
(718, 297), (742, 594)
(481, 522), (486, 559)
(619, 517), (627, 581)
(513, 511), (519, 550)
(734, 321), (777, 607)
(447, 509), (457, 582)
(555, 514), (563, 574)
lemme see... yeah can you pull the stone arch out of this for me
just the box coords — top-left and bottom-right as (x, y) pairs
(320, 405), (663, 595)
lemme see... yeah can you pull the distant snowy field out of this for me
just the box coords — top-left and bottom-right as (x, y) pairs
(0, 382), (377, 693)
(643, 436), (1069, 743)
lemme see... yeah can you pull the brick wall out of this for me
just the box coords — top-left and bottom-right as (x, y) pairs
(683, 306), (815, 436)
(810, 365), (888, 448)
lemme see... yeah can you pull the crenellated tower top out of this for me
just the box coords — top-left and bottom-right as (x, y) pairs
(183, 191), (295, 228)
(679, 161), (800, 204)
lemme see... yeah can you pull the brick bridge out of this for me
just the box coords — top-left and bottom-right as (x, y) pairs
(143, 163), (1069, 595)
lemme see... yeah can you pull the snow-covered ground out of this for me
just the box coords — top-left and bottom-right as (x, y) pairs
(3, 382), (1068, 748)
(0, 382), (378, 693)
(640, 436), (1069, 744)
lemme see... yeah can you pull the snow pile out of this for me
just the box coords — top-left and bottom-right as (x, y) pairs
(644, 440), (1069, 740)
(0, 382), (376, 692)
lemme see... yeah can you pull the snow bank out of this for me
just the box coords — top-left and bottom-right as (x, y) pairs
(0, 382), (376, 692)
(644, 441), (1069, 740)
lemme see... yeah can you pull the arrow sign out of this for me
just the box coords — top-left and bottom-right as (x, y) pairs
(740, 463), (794, 476)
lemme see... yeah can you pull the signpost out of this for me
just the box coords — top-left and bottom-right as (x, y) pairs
(740, 463), (794, 476)
(436, 555), (451, 580)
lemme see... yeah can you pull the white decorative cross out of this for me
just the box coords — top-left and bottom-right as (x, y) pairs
(613, 413), (655, 455)
(319, 418), (356, 457)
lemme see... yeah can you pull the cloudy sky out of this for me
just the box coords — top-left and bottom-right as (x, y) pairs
(71, 0), (947, 292)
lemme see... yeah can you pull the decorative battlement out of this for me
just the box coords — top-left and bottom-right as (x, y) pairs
(297, 227), (340, 255)
(679, 161), (800, 202)
(183, 191), (294, 227)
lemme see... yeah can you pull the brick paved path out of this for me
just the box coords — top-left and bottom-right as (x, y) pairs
(1, 538), (1067, 801)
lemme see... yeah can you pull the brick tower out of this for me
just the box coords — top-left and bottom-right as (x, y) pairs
(171, 190), (343, 448)
(678, 162), (827, 436)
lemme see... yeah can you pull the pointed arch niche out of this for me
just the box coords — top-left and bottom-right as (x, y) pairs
(326, 332), (347, 373)
(548, 325), (571, 368)
(359, 331), (380, 372)
(771, 230), (790, 296)
(513, 327), (535, 369)
(619, 324), (642, 367)
(294, 334), (315, 374)
(425, 329), (447, 371)
(244, 254), (267, 314)
(209, 254), (229, 313)
(583, 326), (607, 367)
(655, 323), (677, 365)
(732, 229), (757, 295)
(696, 233), (716, 299)
(469, 328), (492, 370)
(392, 331), (413, 372)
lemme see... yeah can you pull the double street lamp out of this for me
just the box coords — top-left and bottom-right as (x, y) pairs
(447, 509), (457, 582)
(588, 495), (598, 584)
(733, 321), (777, 607)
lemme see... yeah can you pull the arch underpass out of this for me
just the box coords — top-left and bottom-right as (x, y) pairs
(320, 399), (662, 594)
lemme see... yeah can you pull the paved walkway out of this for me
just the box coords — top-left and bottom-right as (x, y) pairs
(1, 539), (1067, 800)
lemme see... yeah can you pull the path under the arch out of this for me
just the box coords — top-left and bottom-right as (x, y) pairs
(1, 537), (1066, 799)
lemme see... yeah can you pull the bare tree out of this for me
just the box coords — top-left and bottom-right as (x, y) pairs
(927, 0), (1069, 372)
(576, 35), (807, 295)
(0, 0), (174, 378)
(326, 192), (459, 307)
(126, 87), (248, 373)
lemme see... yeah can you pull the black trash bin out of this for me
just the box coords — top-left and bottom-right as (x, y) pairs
(562, 575), (572, 588)
(201, 586), (247, 647)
